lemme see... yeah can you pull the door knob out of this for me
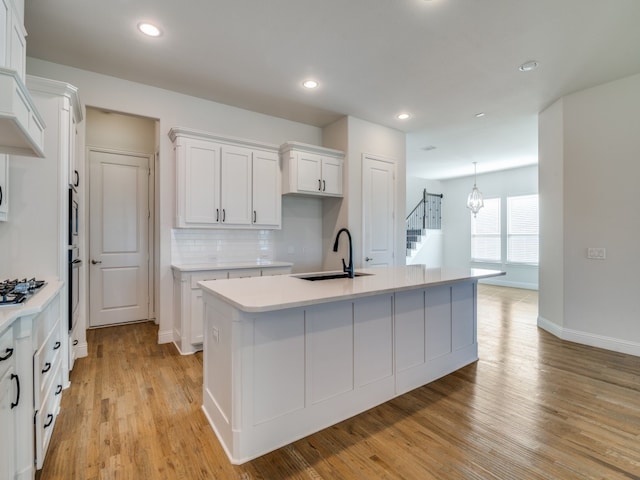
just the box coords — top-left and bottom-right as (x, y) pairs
(365, 257), (373, 262)
(91, 260), (102, 265)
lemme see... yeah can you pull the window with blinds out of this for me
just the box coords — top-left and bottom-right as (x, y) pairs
(507, 194), (539, 265)
(471, 197), (501, 262)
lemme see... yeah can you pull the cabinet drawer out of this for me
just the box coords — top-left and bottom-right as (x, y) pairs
(34, 294), (60, 346)
(261, 267), (292, 276)
(34, 319), (62, 407)
(228, 268), (261, 279)
(0, 326), (14, 379)
(190, 271), (229, 289)
(35, 361), (62, 469)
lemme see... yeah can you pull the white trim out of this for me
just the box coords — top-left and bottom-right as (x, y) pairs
(479, 277), (538, 290)
(538, 316), (640, 357)
(158, 329), (174, 344)
(74, 340), (88, 359)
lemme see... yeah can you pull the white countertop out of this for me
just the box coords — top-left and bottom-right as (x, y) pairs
(171, 261), (294, 272)
(0, 280), (63, 332)
(199, 265), (505, 313)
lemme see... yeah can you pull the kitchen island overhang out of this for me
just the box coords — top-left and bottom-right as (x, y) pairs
(199, 265), (504, 464)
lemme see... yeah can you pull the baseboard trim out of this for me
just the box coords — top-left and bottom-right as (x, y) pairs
(157, 329), (173, 344)
(74, 341), (88, 359)
(538, 316), (640, 357)
(479, 278), (538, 290)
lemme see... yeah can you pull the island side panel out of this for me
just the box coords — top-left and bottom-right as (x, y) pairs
(395, 281), (479, 395)
(202, 295), (236, 458)
(202, 280), (480, 464)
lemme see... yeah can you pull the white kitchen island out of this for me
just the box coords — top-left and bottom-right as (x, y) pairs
(199, 265), (504, 464)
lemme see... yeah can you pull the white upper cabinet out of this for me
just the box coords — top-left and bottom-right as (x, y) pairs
(170, 127), (281, 229)
(252, 150), (281, 227)
(0, 0), (45, 157)
(280, 141), (344, 197)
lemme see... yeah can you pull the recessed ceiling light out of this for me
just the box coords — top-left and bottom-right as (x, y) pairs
(518, 60), (539, 72)
(397, 113), (410, 120)
(302, 80), (319, 89)
(475, 112), (486, 118)
(138, 22), (162, 37)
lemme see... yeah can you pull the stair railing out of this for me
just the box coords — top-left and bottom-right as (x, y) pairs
(406, 189), (443, 232)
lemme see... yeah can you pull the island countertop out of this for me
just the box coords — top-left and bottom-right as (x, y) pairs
(199, 265), (504, 313)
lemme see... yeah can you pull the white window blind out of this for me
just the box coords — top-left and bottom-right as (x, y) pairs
(507, 194), (539, 264)
(471, 197), (501, 262)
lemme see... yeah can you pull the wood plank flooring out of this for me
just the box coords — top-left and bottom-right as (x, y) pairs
(37, 285), (640, 479)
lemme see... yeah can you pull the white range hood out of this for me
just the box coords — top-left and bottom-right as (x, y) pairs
(0, 67), (45, 158)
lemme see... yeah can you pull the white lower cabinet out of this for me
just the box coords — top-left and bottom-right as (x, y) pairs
(0, 286), (64, 478)
(172, 265), (292, 354)
(0, 323), (17, 480)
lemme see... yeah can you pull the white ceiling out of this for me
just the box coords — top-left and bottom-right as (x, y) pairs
(24, 0), (640, 180)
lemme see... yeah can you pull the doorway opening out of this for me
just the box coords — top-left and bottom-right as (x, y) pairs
(85, 108), (158, 328)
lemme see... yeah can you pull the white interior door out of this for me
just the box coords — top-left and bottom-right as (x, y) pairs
(362, 155), (395, 267)
(89, 149), (149, 327)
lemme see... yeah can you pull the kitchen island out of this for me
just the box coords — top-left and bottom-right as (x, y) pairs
(199, 265), (504, 464)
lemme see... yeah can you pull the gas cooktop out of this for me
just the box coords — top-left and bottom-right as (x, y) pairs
(0, 278), (46, 307)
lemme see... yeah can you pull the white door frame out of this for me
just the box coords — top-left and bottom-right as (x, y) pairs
(87, 146), (155, 326)
(361, 153), (396, 266)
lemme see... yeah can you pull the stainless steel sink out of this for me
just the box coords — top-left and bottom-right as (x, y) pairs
(295, 272), (373, 281)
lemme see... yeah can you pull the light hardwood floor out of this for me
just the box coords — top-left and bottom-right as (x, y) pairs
(37, 285), (640, 479)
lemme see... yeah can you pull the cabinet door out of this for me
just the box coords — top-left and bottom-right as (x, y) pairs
(321, 157), (343, 195)
(296, 152), (323, 193)
(8, 7), (26, 80)
(0, 0), (8, 69)
(220, 145), (251, 225)
(0, 367), (16, 480)
(0, 154), (8, 221)
(190, 289), (205, 345)
(252, 150), (280, 227)
(181, 139), (221, 226)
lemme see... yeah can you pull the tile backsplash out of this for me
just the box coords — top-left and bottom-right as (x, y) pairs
(171, 229), (275, 265)
(171, 197), (325, 272)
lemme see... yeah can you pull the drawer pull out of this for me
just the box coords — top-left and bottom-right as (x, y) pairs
(10, 373), (19, 408)
(42, 362), (52, 374)
(0, 347), (13, 361)
(53, 341), (61, 350)
(44, 414), (54, 428)
(55, 384), (63, 395)
(73, 340), (78, 346)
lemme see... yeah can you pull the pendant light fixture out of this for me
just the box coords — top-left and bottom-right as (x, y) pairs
(466, 162), (484, 217)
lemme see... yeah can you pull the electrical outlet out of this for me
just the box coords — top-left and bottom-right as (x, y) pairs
(587, 247), (606, 260)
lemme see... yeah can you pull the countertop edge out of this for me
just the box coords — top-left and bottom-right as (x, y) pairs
(199, 268), (505, 313)
(171, 261), (294, 272)
(0, 280), (64, 332)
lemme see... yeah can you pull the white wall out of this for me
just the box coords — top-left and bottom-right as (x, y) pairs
(539, 72), (640, 356)
(322, 116), (406, 270)
(440, 165), (539, 289)
(406, 176), (444, 216)
(26, 58), (323, 343)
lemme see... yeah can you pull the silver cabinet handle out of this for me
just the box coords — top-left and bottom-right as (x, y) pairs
(91, 260), (102, 265)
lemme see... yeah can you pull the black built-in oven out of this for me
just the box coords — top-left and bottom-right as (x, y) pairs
(68, 188), (81, 331)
